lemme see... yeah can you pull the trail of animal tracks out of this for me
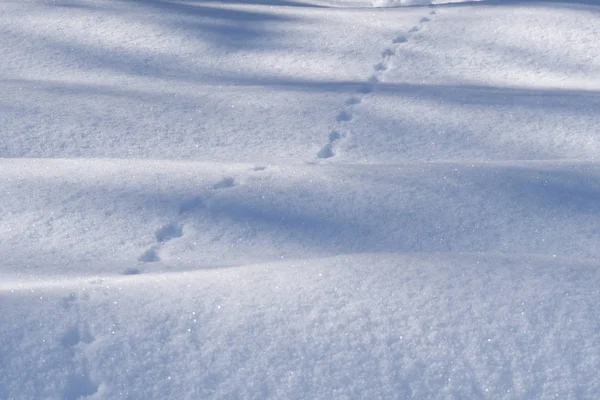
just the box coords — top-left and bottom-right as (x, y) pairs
(2, 0), (600, 398)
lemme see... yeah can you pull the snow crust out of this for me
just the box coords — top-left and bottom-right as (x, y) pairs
(2, 0), (600, 398)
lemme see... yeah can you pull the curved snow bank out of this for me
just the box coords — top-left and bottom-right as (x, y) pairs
(1, 253), (598, 399)
(2, 159), (600, 277)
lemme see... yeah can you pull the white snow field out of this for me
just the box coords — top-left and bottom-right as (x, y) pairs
(2, 0), (600, 398)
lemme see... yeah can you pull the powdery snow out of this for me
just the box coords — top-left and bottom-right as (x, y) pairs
(3, 254), (600, 399)
(2, 0), (600, 398)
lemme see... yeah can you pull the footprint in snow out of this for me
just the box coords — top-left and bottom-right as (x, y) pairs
(420, 17), (430, 23)
(60, 323), (99, 400)
(179, 196), (205, 214)
(336, 110), (353, 122)
(317, 143), (335, 159)
(122, 267), (141, 275)
(374, 62), (387, 71)
(61, 292), (78, 310)
(213, 177), (237, 189)
(329, 131), (341, 141)
(155, 222), (183, 243)
(60, 325), (94, 348)
(409, 26), (419, 33)
(139, 247), (160, 263)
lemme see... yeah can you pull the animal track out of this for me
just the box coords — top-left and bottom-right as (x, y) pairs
(139, 222), (184, 263)
(61, 327), (82, 348)
(314, 7), (437, 161)
(61, 292), (78, 310)
(155, 222), (183, 243)
(318, 129), (343, 159)
(122, 267), (141, 275)
(213, 177), (237, 189)
(317, 143), (335, 159)
(336, 110), (352, 122)
(59, 299), (99, 400)
(374, 62), (387, 71)
(140, 174), (244, 263)
(315, 9), (436, 161)
(179, 196), (205, 214)
(61, 325), (94, 348)
(329, 131), (341, 141)
(139, 246), (159, 263)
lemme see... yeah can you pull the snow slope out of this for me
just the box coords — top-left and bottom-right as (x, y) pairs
(3, 254), (599, 399)
(2, 0), (600, 398)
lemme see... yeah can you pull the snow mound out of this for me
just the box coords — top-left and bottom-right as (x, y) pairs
(2, 253), (599, 399)
(3, 0), (600, 398)
(3, 159), (600, 277)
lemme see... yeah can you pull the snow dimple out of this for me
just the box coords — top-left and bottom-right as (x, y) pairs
(139, 247), (159, 263)
(393, 36), (408, 44)
(179, 196), (206, 214)
(122, 267), (141, 275)
(336, 110), (353, 122)
(318, 129), (343, 159)
(61, 292), (78, 310)
(57, 295), (99, 400)
(155, 222), (183, 243)
(60, 325), (93, 348)
(139, 223), (182, 263)
(60, 327), (82, 348)
(213, 177), (237, 190)
(374, 62), (387, 71)
(317, 143), (335, 159)
(328, 131), (341, 141)
(382, 48), (395, 57)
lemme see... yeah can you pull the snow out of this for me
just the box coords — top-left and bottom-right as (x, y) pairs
(2, 0), (600, 398)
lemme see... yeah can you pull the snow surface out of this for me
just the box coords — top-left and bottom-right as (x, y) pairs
(2, 0), (600, 398)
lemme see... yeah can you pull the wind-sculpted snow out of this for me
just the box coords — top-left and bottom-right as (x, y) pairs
(2, 159), (600, 275)
(2, 254), (599, 399)
(2, 0), (600, 398)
